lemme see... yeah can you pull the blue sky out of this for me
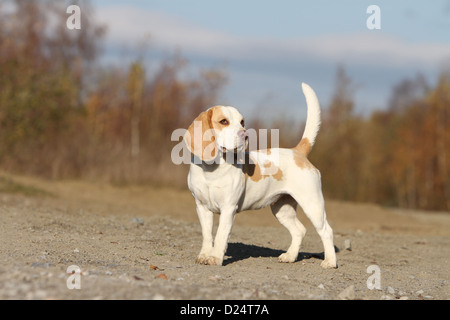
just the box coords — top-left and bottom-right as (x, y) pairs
(92, 0), (450, 121)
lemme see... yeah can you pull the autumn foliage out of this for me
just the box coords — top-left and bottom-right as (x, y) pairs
(0, 1), (226, 185)
(0, 1), (448, 211)
(310, 68), (450, 211)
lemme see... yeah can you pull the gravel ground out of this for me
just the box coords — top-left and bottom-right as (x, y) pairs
(0, 175), (449, 300)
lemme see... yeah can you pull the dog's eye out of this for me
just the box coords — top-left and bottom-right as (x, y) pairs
(219, 119), (229, 125)
(240, 120), (245, 127)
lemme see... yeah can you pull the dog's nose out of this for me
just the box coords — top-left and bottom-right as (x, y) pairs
(238, 130), (248, 139)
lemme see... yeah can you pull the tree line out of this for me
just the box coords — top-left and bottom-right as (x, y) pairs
(310, 68), (449, 211)
(0, 0), (226, 185)
(0, 1), (448, 211)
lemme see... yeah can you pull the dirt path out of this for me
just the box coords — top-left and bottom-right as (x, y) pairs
(0, 173), (449, 300)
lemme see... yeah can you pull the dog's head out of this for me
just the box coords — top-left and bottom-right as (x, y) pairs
(184, 106), (248, 162)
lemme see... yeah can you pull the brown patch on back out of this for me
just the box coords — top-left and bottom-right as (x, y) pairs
(292, 150), (313, 169)
(263, 161), (283, 181)
(243, 152), (283, 182)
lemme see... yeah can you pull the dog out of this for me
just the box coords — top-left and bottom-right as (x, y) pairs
(183, 83), (337, 268)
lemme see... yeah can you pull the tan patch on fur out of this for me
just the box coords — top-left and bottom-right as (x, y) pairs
(263, 161), (283, 181)
(210, 106), (228, 132)
(184, 107), (219, 161)
(292, 150), (313, 169)
(243, 157), (262, 182)
(295, 137), (312, 155)
(292, 137), (317, 170)
(243, 152), (283, 182)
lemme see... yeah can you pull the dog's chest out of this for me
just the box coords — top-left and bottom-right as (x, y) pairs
(188, 163), (244, 213)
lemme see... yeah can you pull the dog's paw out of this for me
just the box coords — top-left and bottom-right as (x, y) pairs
(320, 259), (337, 269)
(204, 256), (223, 266)
(195, 254), (208, 264)
(278, 253), (296, 263)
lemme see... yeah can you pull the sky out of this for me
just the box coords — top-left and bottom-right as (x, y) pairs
(91, 0), (450, 121)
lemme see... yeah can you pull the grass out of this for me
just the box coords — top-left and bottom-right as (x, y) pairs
(0, 176), (54, 197)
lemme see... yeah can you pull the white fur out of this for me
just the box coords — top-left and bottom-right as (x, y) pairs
(214, 106), (246, 151)
(301, 82), (321, 147)
(186, 83), (337, 268)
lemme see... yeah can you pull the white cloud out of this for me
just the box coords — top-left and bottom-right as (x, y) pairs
(96, 5), (450, 69)
(298, 33), (450, 68)
(93, 4), (450, 118)
(96, 5), (235, 51)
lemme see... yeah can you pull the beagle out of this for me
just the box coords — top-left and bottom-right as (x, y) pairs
(183, 83), (337, 268)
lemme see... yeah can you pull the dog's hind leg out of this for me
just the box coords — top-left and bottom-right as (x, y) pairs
(291, 186), (337, 269)
(271, 195), (307, 263)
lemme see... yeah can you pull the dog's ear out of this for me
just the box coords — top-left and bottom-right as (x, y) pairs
(184, 108), (217, 162)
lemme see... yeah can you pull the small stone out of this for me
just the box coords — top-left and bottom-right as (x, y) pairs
(343, 239), (352, 251)
(399, 296), (409, 300)
(131, 218), (144, 226)
(31, 262), (52, 268)
(156, 273), (168, 280)
(386, 286), (395, 295)
(338, 285), (355, 300)
(208, 275), (220, 281)
(318, 283), (325, 289)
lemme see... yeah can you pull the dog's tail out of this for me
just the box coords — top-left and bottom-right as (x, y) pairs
(295, 82), (321, 156)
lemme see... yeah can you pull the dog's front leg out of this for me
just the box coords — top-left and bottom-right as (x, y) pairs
(204, 206), (236, 266)
(195, 202), (214, 264)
